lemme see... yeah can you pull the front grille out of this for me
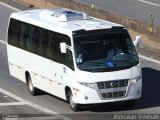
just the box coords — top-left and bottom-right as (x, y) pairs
(97, 80), (128, 89)
(101, 91), (126, 98)
(97, 80), (129, 99)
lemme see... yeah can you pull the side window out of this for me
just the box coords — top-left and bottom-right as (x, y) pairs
(19, 22), (28, 50)
(38, 28), (44, 56)
(14, 21), (20, 47)
(32, 26), (40, 54)
(53, 33), (71, 63)
(53, 33), (62, 63)
(53, 33), (74, 70)
(63, 34), (71, 46)
(8, 19), (14, 45)
(46, 31), (54, 60)
(8, 19), (20, 47)
(39, 28), (49, 58)
(8, 19), (74, 70)
(64, 49), (74, 70)
(27, 25), (34, 52)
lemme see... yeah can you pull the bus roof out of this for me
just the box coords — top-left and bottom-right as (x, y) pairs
(10, 8), (123, 32)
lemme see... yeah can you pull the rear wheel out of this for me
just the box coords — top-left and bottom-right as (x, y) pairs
(28, 75), (38, 96)
(68, 91), (79, 111)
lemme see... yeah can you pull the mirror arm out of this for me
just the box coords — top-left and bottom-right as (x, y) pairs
(134, 35), (142, 47)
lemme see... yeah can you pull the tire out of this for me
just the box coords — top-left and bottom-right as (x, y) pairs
(28, 74), (38, 96)
(68, 91), (79, 111)
(124, 100), (136, 107)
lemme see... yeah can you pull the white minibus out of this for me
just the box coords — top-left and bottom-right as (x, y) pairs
(7, 8), (142, 111)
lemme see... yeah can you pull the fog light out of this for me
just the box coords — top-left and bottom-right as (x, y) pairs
(137, 90), (141, 95)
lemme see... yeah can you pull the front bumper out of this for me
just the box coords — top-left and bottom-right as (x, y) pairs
(73, 79), (142, 104)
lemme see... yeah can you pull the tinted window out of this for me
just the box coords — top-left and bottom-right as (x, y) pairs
(8, 18), (74, 70)
(8, 19), (20, 47)
(53, 33), (74, 70)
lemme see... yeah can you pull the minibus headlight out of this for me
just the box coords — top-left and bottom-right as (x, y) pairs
(130, 76), (141, 85)
(78, 82), (94, 88)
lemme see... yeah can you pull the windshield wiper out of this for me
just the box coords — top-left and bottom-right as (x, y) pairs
(85, 61), (107, 67)
(113, 59), (135, 65)
(85, 61), (117, 68)
(128, 52), (137, 56)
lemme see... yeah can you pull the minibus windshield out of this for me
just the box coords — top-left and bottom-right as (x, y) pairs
(74, 31), (139, 72)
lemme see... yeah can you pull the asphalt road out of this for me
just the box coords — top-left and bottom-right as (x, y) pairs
(75, 0), (160, 26)
(0, 1), (160, 120)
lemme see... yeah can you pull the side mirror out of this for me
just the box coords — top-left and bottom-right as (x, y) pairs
(60, 42), (67, 53)
(134, 35), (142, 47)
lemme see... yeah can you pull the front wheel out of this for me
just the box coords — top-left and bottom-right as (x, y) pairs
(28, 75), (38, 96)
(68, 91), (80, 111)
